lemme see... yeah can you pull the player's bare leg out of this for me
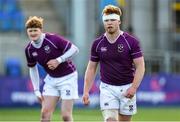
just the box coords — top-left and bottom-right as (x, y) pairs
(106, 118), (118, 122)
(61, 100), (74, 122)
(102, 109), (118, 122)
(118, 114), (132, 122)
(41, 96), (59, 122)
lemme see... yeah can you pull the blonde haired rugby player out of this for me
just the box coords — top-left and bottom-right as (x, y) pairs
(83, 5), (145, 122)
(25, 16), (79, 122)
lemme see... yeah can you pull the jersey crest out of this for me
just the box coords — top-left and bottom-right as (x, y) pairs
(44, 45), (51, 53)
(118, 44), (124, 53)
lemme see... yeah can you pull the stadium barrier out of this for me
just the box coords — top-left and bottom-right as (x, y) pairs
(0, 73), (180, 107)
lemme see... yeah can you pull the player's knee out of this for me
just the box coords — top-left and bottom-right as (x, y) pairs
(61, 112), (72, 121)
(41, 108), (50, 115)
(62, 114), (72, 121)
(102, 109), (118, 122)
(62, 115), (72, 121)
(106, 117), (117, 122)
(41, 108), (52, 119)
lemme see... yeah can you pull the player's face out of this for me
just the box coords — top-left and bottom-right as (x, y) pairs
(27, 28), (42, 41)
(103, 19), (120, 34)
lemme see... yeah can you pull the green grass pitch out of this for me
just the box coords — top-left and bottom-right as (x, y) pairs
(0, 107), (179, 121)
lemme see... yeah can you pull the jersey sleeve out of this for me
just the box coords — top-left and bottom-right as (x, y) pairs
(130, 37), (143, 59)
(25, 48), (37, 67)
(90, 41), (100, 62)
(52, 34), (72, 53)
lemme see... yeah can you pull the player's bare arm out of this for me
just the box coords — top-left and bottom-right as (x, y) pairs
(125, 57), (145, 98)
(83, 61), (98, 105)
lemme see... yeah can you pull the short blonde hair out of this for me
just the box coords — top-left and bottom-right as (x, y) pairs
(25, 16), (44, 29)
(102, 5), (122, 16)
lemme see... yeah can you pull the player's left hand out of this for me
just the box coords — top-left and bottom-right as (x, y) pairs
(124, 86), (137, 99)
(47, 59), (60, 70)
(82, 93), (90, 105)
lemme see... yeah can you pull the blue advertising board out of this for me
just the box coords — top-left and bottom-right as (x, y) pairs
(0, 74), (180, 107)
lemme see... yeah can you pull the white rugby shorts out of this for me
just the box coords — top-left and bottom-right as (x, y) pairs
(100, 82), (137, 115)
(42, 71), (79, 100)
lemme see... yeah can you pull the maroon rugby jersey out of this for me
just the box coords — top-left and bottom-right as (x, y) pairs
(90, 32), (143, 86)
(25, 33), (76, 77)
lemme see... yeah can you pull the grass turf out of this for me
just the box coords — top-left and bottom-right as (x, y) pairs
(0, 107), (179, 121)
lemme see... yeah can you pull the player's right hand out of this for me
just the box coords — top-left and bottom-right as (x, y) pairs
(47, 59), (59, 70)
(34, 90), (44, 104)
(82, 93), (90, 105)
